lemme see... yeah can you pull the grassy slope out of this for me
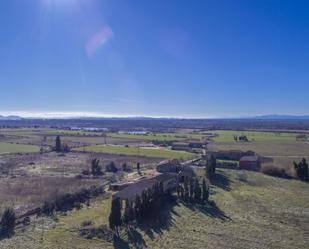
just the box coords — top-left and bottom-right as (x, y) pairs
(3, 169), (309, 249)
(0, 142), (39, 154)
(74, 145), (194, 160)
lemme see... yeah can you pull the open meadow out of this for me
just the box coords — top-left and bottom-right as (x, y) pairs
(2, 1), (309, 247)
(48, 129), (205, 142)
(74, 145), (194, 160)
(207, 130), (308, 142)
(0, 126), (308, 249)
(206, 130), (309, 170)
(0, 142), (39, 154)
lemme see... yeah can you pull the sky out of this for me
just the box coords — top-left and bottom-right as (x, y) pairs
(0, 0), (308, 118)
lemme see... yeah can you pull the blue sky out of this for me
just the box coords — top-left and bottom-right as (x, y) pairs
(0, 0), (308, 118)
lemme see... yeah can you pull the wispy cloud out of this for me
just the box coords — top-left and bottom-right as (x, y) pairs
(0, 111), (138, 119)
(0, 111), (215, 119)
(86, 25), (113, 57)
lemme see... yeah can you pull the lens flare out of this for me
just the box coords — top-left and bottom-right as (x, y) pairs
(86, 26), (113, 57)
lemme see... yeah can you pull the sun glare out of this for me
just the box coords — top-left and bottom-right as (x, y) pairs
(42, 0), (78, 7)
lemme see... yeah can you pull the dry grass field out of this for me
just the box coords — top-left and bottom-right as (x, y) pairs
(0, 152), (162, 176)
(0, 150), (162, 217)
(0, 177), (101, 214)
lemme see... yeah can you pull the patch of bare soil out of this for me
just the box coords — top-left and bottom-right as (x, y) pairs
(0, 176), (101, 214)
(0, 152), (162, 176)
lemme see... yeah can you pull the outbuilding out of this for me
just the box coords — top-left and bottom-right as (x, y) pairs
(156, 159), (181, 173)
(114, 173), (177, 201)
(239, 155), (260, 171)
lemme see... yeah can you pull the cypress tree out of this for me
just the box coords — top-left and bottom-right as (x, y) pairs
(184, 177), (189, 200)
(55, 136), (62, 152)
(123, 199), (134, 227)
(294, 158), (309, 181)
(0, 208), (16, 237)
(141, 190), (147, 217)
(134, 195), (142, 220)
(159, 181), (165, 203)
(194, 178), (202, 202)
(189, 177), (194, 200)
(109, 197), (122, 237)
(91, 158), (103, 176)
(180, 185), (184, 198)
(202, 179), (209, 203)
(206, 155), (217, 179)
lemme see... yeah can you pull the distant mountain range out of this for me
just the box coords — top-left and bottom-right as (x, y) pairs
(0, 114), (309, 121)
(251, 115), (309, 120)
(0, 115), (23, 120)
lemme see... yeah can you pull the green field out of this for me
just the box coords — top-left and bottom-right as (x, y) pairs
(0, 142), (40, 154)
(48, 129), (101, 136)
(74, 145), (194, 160)
(108, 132), (205, 141)
(4, 169), (309, 249)
(208, 130), (305, 142)
(47, 129), (205, 141)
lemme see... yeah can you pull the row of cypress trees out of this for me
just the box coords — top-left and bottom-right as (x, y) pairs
(177, 177), (209, 203)
(109, 176), (210, 236)
(293, 158), (309, 181)
(109, 182), (170, 236)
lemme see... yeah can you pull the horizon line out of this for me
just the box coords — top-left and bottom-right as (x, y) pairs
(0, 111), (309, 120)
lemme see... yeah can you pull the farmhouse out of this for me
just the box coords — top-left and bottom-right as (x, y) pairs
(206, 150), (255, 161)
(110, 181), (135, 191)
(157, 159), (194, 181)
(187, 140), (205, 148)
(171, 142), (192, 152)
(171, 140), (206, 152)
(239, 156), (260, 171)
(114, 173), (177, 201)
(156, 159), (181, 173)
(178, 165), (194, 181)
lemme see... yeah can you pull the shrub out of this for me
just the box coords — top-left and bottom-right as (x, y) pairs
(41, 201), (55, 216)
(106, 161), (118, 173)
(80, 220), (94, 227)
(82, 169), (90, 175)
(0, 208), (16, 238)
(261, 164), (289, 178)
(293, 159), (308, 181)
(41, 186), (104, 215)
(79, 225), (113, 241)
(62, 143), (71, 153)
(238, 173), (248, 182)
(91, 159), (103, 176)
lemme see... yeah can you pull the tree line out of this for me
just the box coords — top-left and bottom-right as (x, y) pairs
(109, 181), (170, 236)
(294, 158), (308, 181)
(82, 159), (138, 176)
(109, 175), (211, 237)
(177, 177), (209, 203)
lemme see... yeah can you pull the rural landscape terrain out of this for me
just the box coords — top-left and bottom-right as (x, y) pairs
(1, 0), (309, 248)
(0, 118), (308, 249)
